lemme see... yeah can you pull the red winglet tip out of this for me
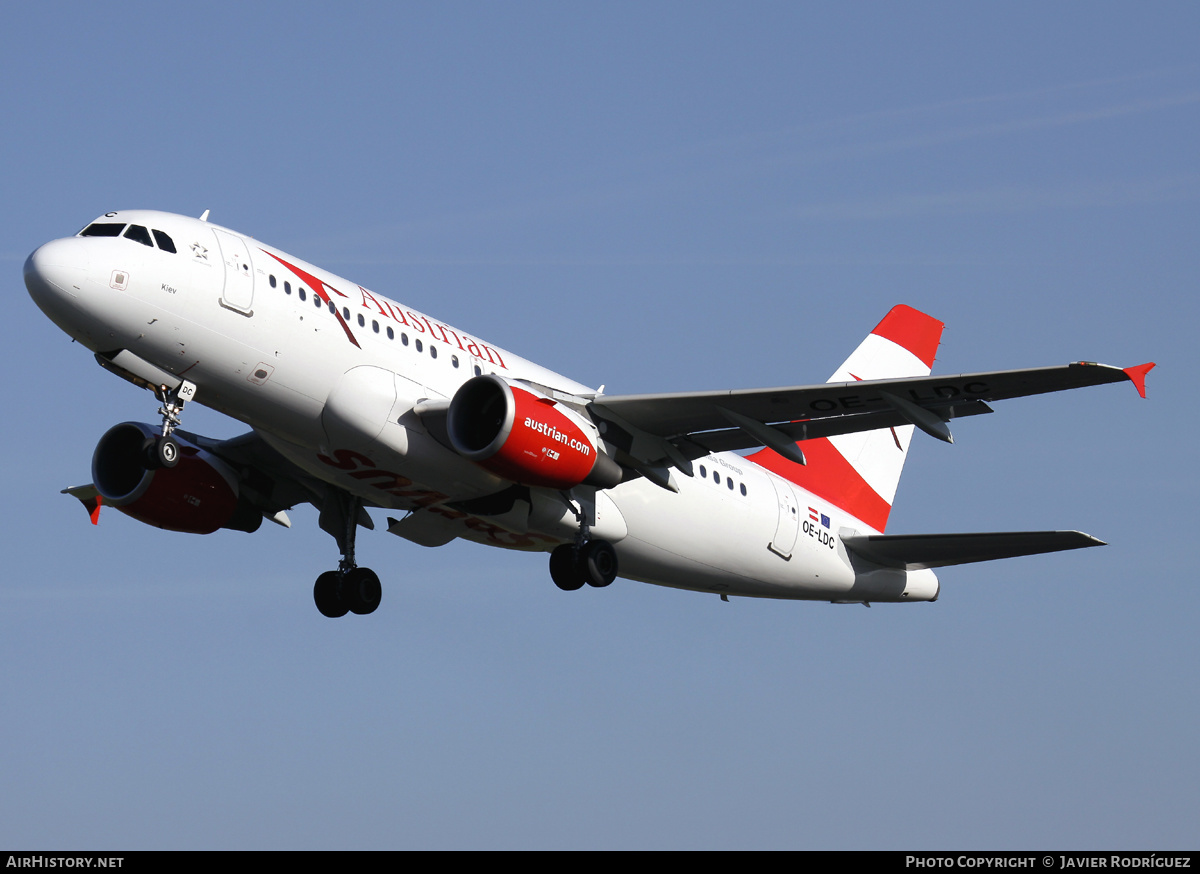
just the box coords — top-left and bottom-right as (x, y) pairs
(1123, 362), (1155, 399)
(89, 495), (102, 525)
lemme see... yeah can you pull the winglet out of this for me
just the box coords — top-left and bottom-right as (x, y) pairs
(1122, 362), (1156, 399)
(62, 484), (103, 524)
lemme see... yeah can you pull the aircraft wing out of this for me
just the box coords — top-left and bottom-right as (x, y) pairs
(588, 362), (1153, 469)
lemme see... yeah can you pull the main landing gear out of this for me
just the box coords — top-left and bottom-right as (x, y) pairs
(548, 492), (619, 591)
(313, 490), (382, 618)
(549, 540), (618, 590)
(313, 566), (382, 618)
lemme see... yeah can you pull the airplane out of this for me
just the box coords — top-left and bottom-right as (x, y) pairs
(24, 209), (1155, 617)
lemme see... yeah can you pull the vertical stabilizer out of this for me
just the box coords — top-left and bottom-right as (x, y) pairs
(748, 305), (945, 533)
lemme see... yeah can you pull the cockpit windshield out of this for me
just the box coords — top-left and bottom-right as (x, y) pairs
(124, 224), (153, 247)
(79, 222), (124, 237)
(79, 222), (177, 253)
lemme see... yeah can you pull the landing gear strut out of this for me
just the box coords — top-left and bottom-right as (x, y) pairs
(313, 490), (382, 618)
(143, 379), (197, 470)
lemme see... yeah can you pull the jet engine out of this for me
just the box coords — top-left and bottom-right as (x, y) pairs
(445, 375), (622, 490)
(90, 422), (262, 534)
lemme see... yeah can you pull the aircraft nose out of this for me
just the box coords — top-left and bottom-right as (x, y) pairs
(24, 237), (91, 308)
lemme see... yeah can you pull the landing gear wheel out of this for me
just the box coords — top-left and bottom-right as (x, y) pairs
(314, 571), (349, 618)
(344, 567), (382, 615)
(581, 540), (618, 588)
(156, 435), (180, 468)
(142, 435), (180, 470)
(549, 545), (585, 591)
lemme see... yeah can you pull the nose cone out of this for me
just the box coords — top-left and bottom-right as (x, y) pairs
(25, 237), (91, 311)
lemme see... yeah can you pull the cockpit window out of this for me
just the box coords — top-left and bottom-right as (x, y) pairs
(79, 222), (126, 237)
(123, 225), (154, 247)
(78, 221), (177, 253)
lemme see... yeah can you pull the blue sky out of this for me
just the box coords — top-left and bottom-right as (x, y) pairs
(1, 2), (1196, 849)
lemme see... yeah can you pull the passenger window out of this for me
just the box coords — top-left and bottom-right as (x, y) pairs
(451, 355), (459, 368)
(416, 339), (423, 352)
(387, 326), (394, 340)
(269, 275), (277, 288)
(699, 465), (707, 478)
(123, 225), (154, 247)
(430, 345), (437, 359)
(740, 483), (747, 496)
(79, 223), (125, 237)
(298, 288), (306, 302)
(284, 282), (292, 295)
(372, 320), (379, 333)
(726, 477), (733, 490)
(357, 314), (365, 327)
(151, 230), (177, 253)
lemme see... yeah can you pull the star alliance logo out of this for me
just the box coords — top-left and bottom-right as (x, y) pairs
(191, 242), (208, 260)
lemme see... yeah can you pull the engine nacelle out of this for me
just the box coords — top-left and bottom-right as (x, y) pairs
(446, 375), (622, 489)
(91, 422), (261, 534)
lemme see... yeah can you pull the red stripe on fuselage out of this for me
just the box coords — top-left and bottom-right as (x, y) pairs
(747, 439), (892, 532)
(260, 249), (361, 349)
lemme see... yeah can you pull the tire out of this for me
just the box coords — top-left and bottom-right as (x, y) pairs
(549, 545), (585, 591)
(142, 435), (180, 469)
(314, 571), (349, 618)
(581, 540), (618, 588)
(160, 436), (181, 468)
(142, 435), (180, 470)
(344, 567), (382, 615)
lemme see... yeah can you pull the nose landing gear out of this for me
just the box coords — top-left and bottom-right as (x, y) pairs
(142, 379), (197, 470)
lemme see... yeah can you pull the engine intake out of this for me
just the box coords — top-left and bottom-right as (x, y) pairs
(446, 375), (621, 489)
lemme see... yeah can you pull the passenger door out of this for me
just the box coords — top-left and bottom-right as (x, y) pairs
(213, 229), (255, 315)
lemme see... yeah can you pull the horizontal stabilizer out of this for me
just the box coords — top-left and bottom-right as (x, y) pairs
(842, 530), (1105, 570)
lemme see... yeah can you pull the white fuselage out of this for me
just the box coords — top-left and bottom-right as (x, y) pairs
(26, 210), (936, 603)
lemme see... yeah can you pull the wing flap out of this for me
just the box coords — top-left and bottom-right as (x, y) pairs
(841, 530), (1105, 571)
(677, 400), (994, 456)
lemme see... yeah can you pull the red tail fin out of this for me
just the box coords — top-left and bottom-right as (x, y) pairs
(748, 305), (945, 532)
